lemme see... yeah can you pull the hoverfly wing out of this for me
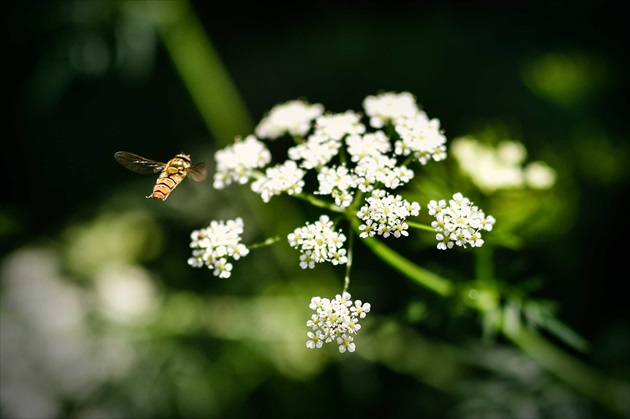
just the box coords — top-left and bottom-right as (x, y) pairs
(188, 162), (207, 182)
(114, 151), (166, 175)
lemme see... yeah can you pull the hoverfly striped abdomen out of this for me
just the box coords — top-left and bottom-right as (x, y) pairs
(150, 154), (192, 200)
(114, 151), (207, 201)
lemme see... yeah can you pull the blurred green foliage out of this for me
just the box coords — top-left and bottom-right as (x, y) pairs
(3, 0), (629, 418)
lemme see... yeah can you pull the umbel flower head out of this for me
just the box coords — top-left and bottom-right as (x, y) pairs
(214, 91), (447, 207)
(306, 292), (371, 353)
(210, 91), (496, 273)
(255, 99), (324, 139)
(357, 189), (421, 238)
(428, 193), (496, 250)
(188, 218), (249, 278)
(213, 135), (271, 189)
(288, 215), (348, 268)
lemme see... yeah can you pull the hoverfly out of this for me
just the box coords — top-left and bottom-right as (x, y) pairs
(114, 151), (207, 200)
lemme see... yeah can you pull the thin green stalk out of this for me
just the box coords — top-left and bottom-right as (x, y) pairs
(474, 245), (494, 282)
(406, 220), (437, 233)
(248, 235), (283, 250)
(343, 228), (355, 292)
(147, 0), (254, 144)
(353, 220), (454, 297)
(293, 193), (345, 213)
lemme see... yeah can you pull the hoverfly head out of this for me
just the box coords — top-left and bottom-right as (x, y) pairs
(175, 153), (192, 162)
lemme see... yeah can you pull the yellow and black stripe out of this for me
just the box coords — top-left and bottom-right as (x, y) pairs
(148, 155), (192, 201)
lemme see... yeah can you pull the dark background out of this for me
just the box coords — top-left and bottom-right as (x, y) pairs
(3, 0), (629, 417)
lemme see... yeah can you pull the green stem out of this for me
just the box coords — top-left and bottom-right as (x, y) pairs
(406, 220), (437, 233)
(293, 193), (345, 213)
(148, 0), (254, 144)
(343, 229), (355, 292)
(353, 220), (454, 297)
(474, 245), (494, 281)
(248, 236), (283, 250)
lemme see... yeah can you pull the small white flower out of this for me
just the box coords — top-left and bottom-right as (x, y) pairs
(363, 91), (420, 128)
(354, 155), (414, 193)
(299, 252), (316, 269)
(188, 218), (250, 278)
(346, 131), (391, 161)
(213, 258), (233, 278)
(306, 331), (324, 349)
(351, 300), (371, 318)
(250, 160), (306, 202)
(314, 111), (366, 141)
(393, 112), (447, 164)
(316, 165), (358, 208)
(337, 334), (356, 353)
(356, 189), (421, 239)
(289, 215), (347, 268)
(255, 99), (324, 139)
(213, 135), (271, 189)
(306, 292), (370, 353)
(288, 133), (341, 169)
(429, 193), (495, 250)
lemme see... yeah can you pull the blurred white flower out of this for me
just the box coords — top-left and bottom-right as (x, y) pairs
(188, 218), (250, 278)
(0, 247), (137, 419)
(451, 137), (556, 193)
(94, 264), (160, 324)
(524, 161), (557, 189)
(314, 111), (366, 141)
(255, 99), (324, 139)
(363, 91), (420, 128)
(346, 131), (391, 161)
(288, 133), (341, 170)
(213, 135), (272, 189)
(250, 160), (306, 203)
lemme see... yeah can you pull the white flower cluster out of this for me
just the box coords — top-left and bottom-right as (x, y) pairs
(213, 135), (271, 189)
(362, 91), (419, 128)
(214, 92), (446, 206)
(428, 193), (496, 250)
(356, 189), (421, 238)
(451, 137), (556, 193)
(314, 111), (366, 140)
(288, 133), (341, 170)
(306, 292), (371, 353)
(394, 113), (447, 165)
(250, 160), (305, 203)
(364, 91), (447, 165)
(288, 215), (348, 268)
(211, 92), (464, 274)
(255, 99), (324, 139)
(187, 218), (249, 278)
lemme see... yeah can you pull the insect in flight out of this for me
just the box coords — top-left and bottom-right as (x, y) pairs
(114, 151), (207, 201)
